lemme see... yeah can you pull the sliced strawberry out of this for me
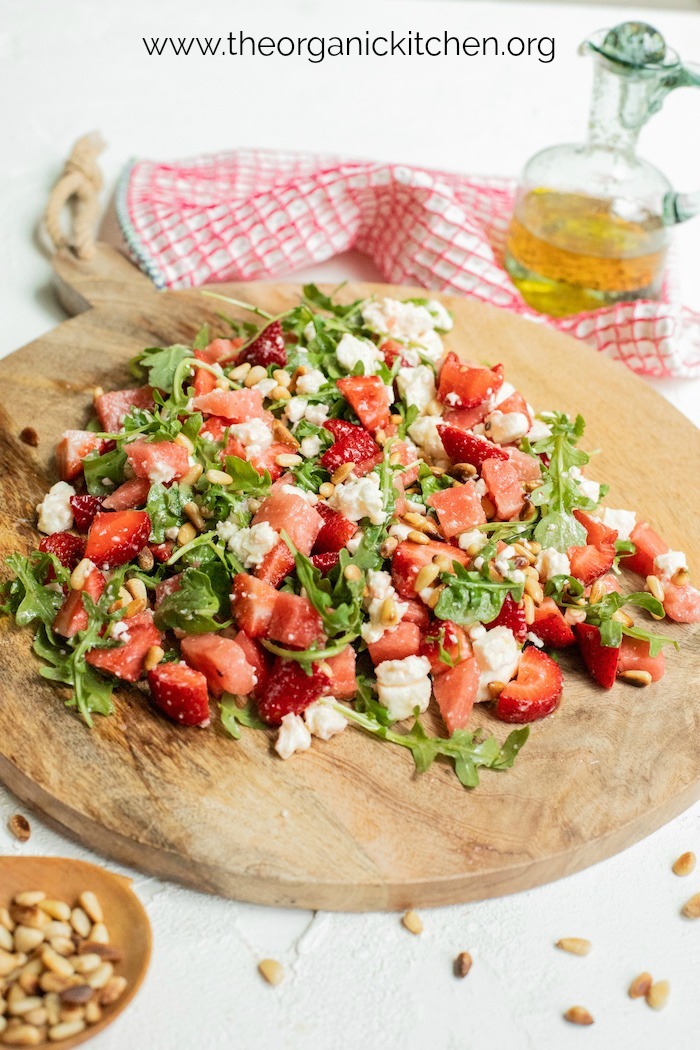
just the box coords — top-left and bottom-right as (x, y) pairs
(53, 565), (105, 638)
(437, 354), (503, 408)
(233, 631), (271, 698)
(149, 541), (174, 563)
(427, 482), (485, 538)
(663, 580), (700, 623)
(239, 320), (287, 368)
(369, 621), (422, 665)
(437, 424), (509, 468)
(231, 574), (279, 638)
(86, 611), (161, 682)
(256, 659), (329, 725)
(39, 532), (85, 570)
(486, 594), (528, 642)
(148, 663), (211, 726)
(433, 657), (480, 733)
(530, 598), (575, 648)
(323, 419), (365, 442)
(94, 387), (154, 433)
(573, 622), (619, 689)
(193, 350), (217, 397)
(480, 458), (525, 520)
(313, 503), (358, 554)
(574, 510), (618, 548)
(102, 478), (151, 511)
(568, 543), (616, 586)
(336, 375), (391, 434)
(56, 430), (105, 481)
(320, 428), (380, 475)
(125, 440), (191, 484)
(622, 522), (668, 578)
(180, 633), (256, 699)
(311, 551), (340, 572)
(252, 491), (323, 556)
(391, 540), (469, 599)
(495, 647), (563, 723)
(419, 620), (470, 675)
(69, 494), (103, 532)
(84, 511), (151, 569)
(617, 635), (665, 682)
(255, 542), (296, 588)
(192, 388), (266, 422)
(267, 592), (325, 650)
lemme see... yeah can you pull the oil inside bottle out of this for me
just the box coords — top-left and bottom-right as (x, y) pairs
(504, 188), (667, 317)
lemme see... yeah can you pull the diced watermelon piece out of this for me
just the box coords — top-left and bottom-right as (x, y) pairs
(254, 542), (296, 588)
(486, 593), (527, 642)
(506, 447), (542, 484)
(53, 565), (105, 638)
(313, 503), (358, 554)
(192, 388), (265, 422)
(85, 511), (151, 569)
(481, 458), (525, 521)
(154, 574), (182, 608)
(432, 657), (480, 733)
(419, 620), (470, 675)
(568, 543), (616, 586)
(497, 391), (532, 423)
(56, 430), (105, 481)
(267, 592), (325, 650)
(617, 635), (666, 682)
(437, 424), (509, 468)
(622, 522), (668, 578)
(180, 633), (257, 698)
(249, 442), (292, 482)
(663, 580), (700, 623)
(102, 478), (151, 511)
(368, 621), (421, 665)
(325, 646), (356, 699)
(530, 598), (575, 648)
(197, 338), (245, 365)
(574, 622), (619, 689)
(233, 631), (271, 698)
(148, 663), (211, 726)
(336, 375), (391, 434)
(193, 351), (217, 397)
(85, 611), (161, 682)
(125, 440), (190, 483)
(495, 647), (563, 723)
(401, 600), (431, 630)
(252, 492), (322, 556)
(427, 482), (486, 538)
(95, 387), (154, 432)
(231, 574), (279, 638)
(443, 403), (492, 431)
(391, 540), (469, 599)
(437, 353), (503, 408)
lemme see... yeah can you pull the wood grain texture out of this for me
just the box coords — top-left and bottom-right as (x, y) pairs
(0, 244), (698, 911)
(0, 855), (151, 1048)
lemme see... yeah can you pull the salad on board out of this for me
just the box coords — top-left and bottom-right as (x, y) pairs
(2, 286), (699, 790)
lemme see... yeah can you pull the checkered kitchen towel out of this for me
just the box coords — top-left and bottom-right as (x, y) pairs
(116, 149), (700, 378)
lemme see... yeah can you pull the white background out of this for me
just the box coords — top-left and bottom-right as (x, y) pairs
(1, 1), (699, 1047)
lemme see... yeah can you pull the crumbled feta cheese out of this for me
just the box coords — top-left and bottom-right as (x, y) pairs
(228, 419), (273, 460)
(164, 525), (180, 541)
(336, 333), (382, 375)
(472, 626), (521, 702)
(474, 478), (487, 497)
(527, 418), (552, 442)
(216, 520), (279, 567)
(425, 299), (453, 331)
(303, 321), (316, 343)
(36, 481), (75, 534)
(329, 473), (386, 525)
(304, 700), (347, 740)
(468, 623), (486, 640)
(101, 477), (114, 488)
(396, 365), (436, 414)
(253, 377), (278, 398)
(147, 460), (178, 485)
(285, 396), (309, 424)
(361, 297), (445, 365)
(444, 391), (460, 407)
(526, 632), (544, 648)
(361, 569), (408, 644)
(296, 369), (326, 395)
(494, 545), (517, 577)
(408, 415), (446, 462)
(484, 410), (530, 445)
(280, 483), (318, 505)
(304, 402), (329, 427)
(654, 550), (687, 579)
(595, 508), (636, 542)
(389, 523), (412, 542)
(300, 435), (322, 459)
(492, 381), (516, 408)
(346, 529), (364, 554)
(535, 547), (571, 581)
(375, 655), (432, 722)
(458, 528), (488, 552)
(405, 499), (426, 516)
(110, 620), (131, 642)
(275, 713), (312, 760)
(569, 466), (600, 504)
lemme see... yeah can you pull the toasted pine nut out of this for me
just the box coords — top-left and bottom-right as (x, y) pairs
(71, 954), (102, 975)
(318, 482), (335, 499)
(612, 609), (634, 627)
(646, 979), (669, 1010)
(407, 530), (430, 545)
(380, 597), (399, 627)
(180, 462), (203, 486)
(229, 362), (251, 381)
(564, 607), (587, 625)
(588, 580), (606, 605)
(184, 501), (206, 532)
(672, 851), (696, 876)
(425, 398), (443, 416)
(272, 369), (291, 388)
(0, 925), (12, 951)
(8, 997), (43, 1017)
(1, 1026), (42, 1046)
(618, 670), (652, 687)
(672, 567), (691, 587)
(275, 453), (302, 468)
(645, 574), (665, 603)
(49, 936), (75, 957)
(125, 578), (147, 603)
(481, 496), (496, 520)
(401, 910), (423, 935)
(89, 923), (110, 945)
(14, 893), (45, 908)
(215, 376), (231, 390)
(70, 908), (91, 939)
(177, 522), (198, 546)
(7, 815), (30, 843)
(36, 900), (68, 923)
(125, 597), (148, 618)
(48, 1020), (86, 1041)
(99, 975), (127, 1006)
(272, 419), (299, 449)
(244, 365), (268, 387)
(426, 586), (444, 610)
(174, 432), (194, 453)
(12, 928), (43, 955)
(258, 958), (284, 986)
(563, 1006), (594, 1026)
(629, 972), (652, 999)
(524, 577), (544, 604)
(86, 962), (114, 990)
(451, 462), (477, 478)
(343, 565), (362, 582)
(205, 468), (234, 486)
(432, 555), (453, 573)
(414, 564), (440, 592)
(270, 385), (291, 401)
(453, 951), (472, 978)
(43, 921), (71, 939)
(144, 645), (165, 672)
(512, 542), (537, 565)
(69, 559), (95, 591)
(23, 1010), (46, 1028)
(380, 536), (399, 558)
(0, 949), (19, 978)
(523, 594), (535, 625)
(41, 947), (74, 978)
(85, 1000), (102, 1024)
(681, 892), (700, 918)
(38, 973), (72, 995)
(487, 681), (505, 699)
(331, 463), (354, 486)
(555, 937), (591, 956)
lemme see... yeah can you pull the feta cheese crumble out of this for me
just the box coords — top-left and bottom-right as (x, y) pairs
(458, 528), (488, 552)
(36, 481), (76, 535)
(360, 297), (445, 364)
(300, 435), (322, 459)
(275, 713), (312, 760)
(228, 419), (273, 460)
(535, 547), (571, 581)
(147, 460), (178, 485)
(408, 415), (447, 463)
(329, 473), (386, 526)
(216, 520), (279, 568)
(335, 333), (382, 375)
(484, 410), (530, 446)
(569, 465), (600, 504)
(396, 365), (437, 414)
(360, 570), (408, 644)
(654, 550), (687, 579)
(295, 368), (326, 394)
(472, 626), (520, 703)
(595, 508), (636, 542)
(375, 655), (432, 722)
(304, 700), (348, 740)
(526, 418), (553, 442)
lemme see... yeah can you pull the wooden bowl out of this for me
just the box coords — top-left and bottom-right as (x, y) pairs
(0, 856), (151, 1048)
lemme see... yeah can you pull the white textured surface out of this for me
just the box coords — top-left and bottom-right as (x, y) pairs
(1, 1), (699, 1047)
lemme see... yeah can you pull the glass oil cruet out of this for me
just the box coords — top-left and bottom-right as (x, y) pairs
(504, 21), (700, 317)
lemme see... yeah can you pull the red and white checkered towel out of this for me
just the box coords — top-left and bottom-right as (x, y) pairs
(117, 149), (700, 378)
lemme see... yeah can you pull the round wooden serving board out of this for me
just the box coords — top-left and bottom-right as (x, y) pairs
(0, 246), (698, 911)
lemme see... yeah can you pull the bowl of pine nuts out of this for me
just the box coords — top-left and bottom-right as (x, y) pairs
(0, 856), (151, 1047)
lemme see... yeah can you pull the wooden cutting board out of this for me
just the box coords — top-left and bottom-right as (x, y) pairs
(0, 245), (698, 911)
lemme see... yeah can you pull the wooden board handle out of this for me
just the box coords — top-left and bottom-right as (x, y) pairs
(52, 243), (158, 316)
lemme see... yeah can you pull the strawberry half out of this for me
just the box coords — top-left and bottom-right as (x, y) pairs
(69, 494), (103, 532)
(495, 647), (563, 723)
(437, 424), (509, 468)
(320, 424), (380, 474)
(39, 532), (85, 571)
(568, 543), (616, 586)
(84, 511), (151, 569)
(148, 663), (211, 727)
(573, 622), (619, 689)
(486, 593), (528, 642)
(530, 598), (575, 648)
(256, 659), (330, 725)
(240, 320), (287, 368)
(313, 503), (358, 554)
(311, 551), (341, 573)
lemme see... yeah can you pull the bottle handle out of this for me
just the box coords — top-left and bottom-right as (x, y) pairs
(662, 63), (700, 225)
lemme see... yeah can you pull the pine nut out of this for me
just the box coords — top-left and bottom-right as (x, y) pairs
(184, 501), (206, 531)
(672, 567), (690, 587)
(244, 365), (268, 387)
(450, 462), (477, 478)
(555, 937), (591, 956)
(379, 597), (399, 627)
(272, 419), (299, 449)
(14, 893), (45, 908)
(84, 1001), (102, 1024)
(180, 462), (203, 486)
(9, 904), (46, 931)
(174, 432), (194, 453)
(270, 385), (291, 401)
(481, 496), (496, 519)
(272, 369), (291, 388)
(86, 962), (114, 990)
(177, 522), (197, 546)
(48, 1020), (86, 1041)
(453, 951), (472, 978)
(646, 979), (669, 1010)
(331, 463), (354, 485)
(672, 851), (696, 876)
(523, 594), (535, 625)
(89, 923), (110, 945)
(612, 609), (634, 627)
(512, 542), (537, 565)
(125, 597), (148, 618)
(275, 453), (302, 468)
(433, 555), (453, 573)
(38, 973), (72, 995)
(258, 958), (284, 986)
(645, 574), (665, 603)
(0, 908), (15, 933)
(71, 954), (102, 975)
(49, 937), (75, 957)
(618, 670), (652, 687)
(125, 578), (147, 603)
(205, 469), (234, 486)
(629, 972), (652, 999)
(524, 577), (544, 604)
(1, 1026), (42, 1046)
(563, 1006), (594, 1026)
(0, 926), (12, 951)
(99, 976), (127, 1006)
(426, 586), (444, 610)
(588, 580), (606, 605)
(407, 530), (430, 545)
(8, 997), (42, 1017)
(401, 910), (423, 935)
(23, 1010), (46, 1028)
(143, 645), (165, 672)
(12, 928), (43, 955)
(215, 376), (230, 390)
(564, 607), (587, 625)
(681, 892), (700, 918)
(40, 948), (73, 979)
(414, 564), (440, 592)
(343, 565), (362, 582)
(78, 942), (121, 961)
(68, 559), (94, 591)
(42, 922), (71, 939)
(229, 362), (251, 381)
(318, 482), (335, 499)
(487, 681), (505, 698)
(380, 537), (399, 558)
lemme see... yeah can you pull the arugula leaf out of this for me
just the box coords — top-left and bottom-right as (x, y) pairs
(83, 448), (127, 497)
(302, 283), (364, 319)
(146, 482), (189, 543)
(33, 620), (115, 726)
(529, 413), (595, 551)
(416, 462), (453, 504)
(582, 590), (679, 655)
(1, 552), (67, 627)
(220, 695), (266, 739)
(289, 457), (329, 494)
(354, 673), (393, 726)
(192, 325), (210, 351)
(133, 344), (193, 391)
(223, 456), (272, 497)
(153, 568), (227, 634)
(283, 533), (361, 640)
(435, 565), (523, 625)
